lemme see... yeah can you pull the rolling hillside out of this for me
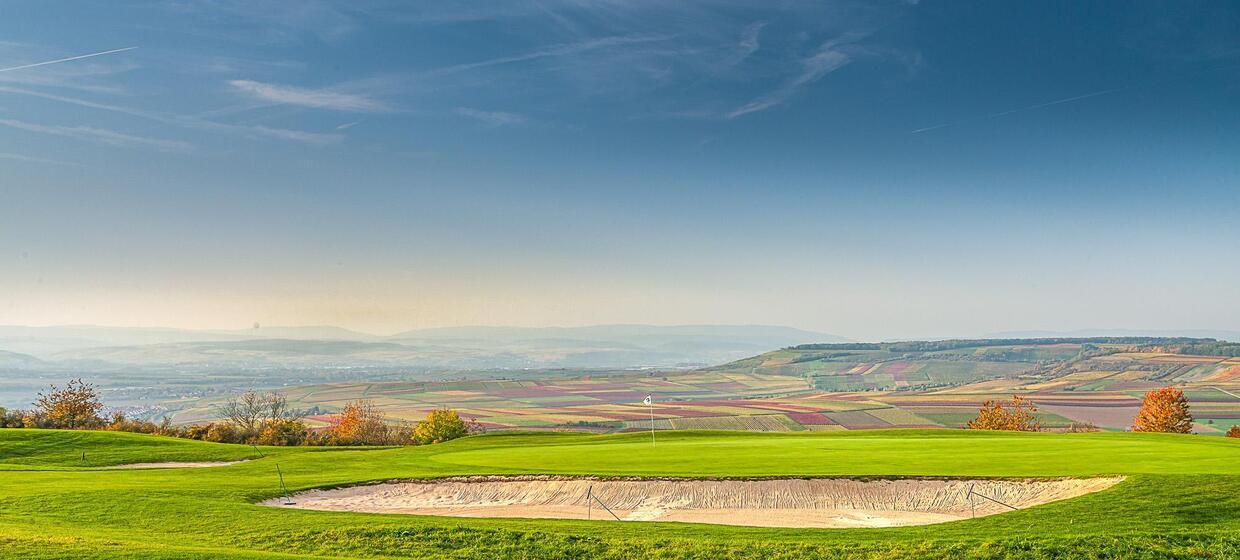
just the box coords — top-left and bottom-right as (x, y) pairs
(166, 337), (1240, 434)
(0, 324), (836, 408)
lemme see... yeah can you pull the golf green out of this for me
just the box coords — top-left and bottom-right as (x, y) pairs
(1, 428), (1237, 559)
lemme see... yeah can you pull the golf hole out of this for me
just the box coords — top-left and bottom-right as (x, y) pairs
(262, 475), (1123, 528)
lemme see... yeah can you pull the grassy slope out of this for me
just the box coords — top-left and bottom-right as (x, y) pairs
(0, 429), (257, 468)
(0, 428), (1238, 559)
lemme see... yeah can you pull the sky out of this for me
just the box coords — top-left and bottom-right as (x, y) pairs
(0, 1), (1238, 341)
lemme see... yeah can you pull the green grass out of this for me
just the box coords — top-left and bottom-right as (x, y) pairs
(0, 429), (258, 469)
(1, 428), (1238, 559)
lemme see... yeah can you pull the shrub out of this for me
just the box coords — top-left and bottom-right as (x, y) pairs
(254, 418), (310, 446)
(413, 409), (469, 445)
(1064, 421), (1100, 433)
(21, 410), (53, 429)
(1132, 386), (1193, 433)
(204, 422), (241, 444)
(1226, 425), (1240, 438)
(181, 424), (212, 441)
(0, 407), (29, 428)
(966, 395), (1041, 431)
(104, 411), (164, 434)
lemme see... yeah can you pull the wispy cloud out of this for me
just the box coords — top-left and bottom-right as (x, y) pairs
(228, 80), (390, 112)
(335, 121), (360, 130)
(454, 107), (528, 126)
(727, 37), (854, 119)
(0, 151), (78, 166)
(0, 85), (339, 146)
(249, 125), (341, 145)
(0, 118), (191, 152)
(910, 88), (1124, 134)
(427, 34), (672, 77)
(0, 61), (135, 95)
(373, 4), (537, 26)
(729, 21), (768, 65)
(0, 85), (156, 120)
(164, 1), (358, 44)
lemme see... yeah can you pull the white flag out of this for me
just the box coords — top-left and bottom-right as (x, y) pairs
(643, 394), (652, 405)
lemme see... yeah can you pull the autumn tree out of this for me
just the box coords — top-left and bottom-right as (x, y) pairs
(413, 409), (470, 445)
(35, 379), (104, 429)
(327, 400), (392, 445)
(1227, 425), (1240, 438)
(1132, 386), (1193, 433)
(966, 395), (1041, 431)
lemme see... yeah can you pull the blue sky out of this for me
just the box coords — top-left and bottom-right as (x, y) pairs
(1, 1), (1238, 339)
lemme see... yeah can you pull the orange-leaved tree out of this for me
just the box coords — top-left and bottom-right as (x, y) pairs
(35, 378), (104, 429)
(1132, 386), (1193, 433)
(327, 399), (392, 445)
(966, 395), (1041, 431)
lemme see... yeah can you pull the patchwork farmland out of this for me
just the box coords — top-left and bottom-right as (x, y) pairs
(168, 340), (1240, 434)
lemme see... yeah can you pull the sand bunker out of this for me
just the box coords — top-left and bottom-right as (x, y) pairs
(104, 461), (246, 469)
(264, 475), (1122, 528)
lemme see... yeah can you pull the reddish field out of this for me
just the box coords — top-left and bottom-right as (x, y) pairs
(1037, 404), (1140, 430)
(786, 412), (836, 425)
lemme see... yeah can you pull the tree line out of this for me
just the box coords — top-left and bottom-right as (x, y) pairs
(966, 386), (1230, 436)
(0, 379), (476, 446)
(791, 337), (1224, 353)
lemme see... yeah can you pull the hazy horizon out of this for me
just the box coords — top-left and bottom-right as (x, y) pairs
(3, 321), (1239, 346)
(3, 2), (1238, 341)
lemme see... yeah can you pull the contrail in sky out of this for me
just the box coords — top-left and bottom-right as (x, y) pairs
(0, 46), (137, 74)
(910, 87), (1124, 134)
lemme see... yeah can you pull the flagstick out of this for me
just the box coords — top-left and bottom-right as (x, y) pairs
(648, 396), (655, 446)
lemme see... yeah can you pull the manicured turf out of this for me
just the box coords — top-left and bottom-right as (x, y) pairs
(0, 429), (257, 469)
(1, 428), (1238, 559)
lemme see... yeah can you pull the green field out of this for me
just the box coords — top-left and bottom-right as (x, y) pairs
(1, 428), (1238, 558)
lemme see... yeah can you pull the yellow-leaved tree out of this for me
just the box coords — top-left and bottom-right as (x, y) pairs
(966, 395), (1041, 431)
(413, 409), (469, 445)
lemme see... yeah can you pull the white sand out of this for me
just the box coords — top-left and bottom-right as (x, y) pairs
(263, 475), (1122, 528)
(104, 461), (247, 469)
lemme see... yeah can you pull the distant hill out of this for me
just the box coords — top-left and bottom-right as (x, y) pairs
(985, 329), (1240, 343)
(389, 324), (833, 341)
(386, 324), (838, 366)
(51, 339), (475, 370)
(0, 324), (839, 372)
(0, 324), (387, 356)
(208, 325), (381, 342)
(0, 325), (250, 356)
(711, 336), (1238, 392)
(0, 349), (44, 369)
